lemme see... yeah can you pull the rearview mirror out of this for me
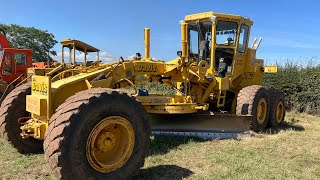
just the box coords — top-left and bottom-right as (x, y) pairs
(177, 51), (182, 57)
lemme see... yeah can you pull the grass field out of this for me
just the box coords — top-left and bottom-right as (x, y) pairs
(0, 113), (319, 179)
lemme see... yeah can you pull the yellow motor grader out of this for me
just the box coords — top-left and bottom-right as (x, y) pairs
(1, 12), (284, 179)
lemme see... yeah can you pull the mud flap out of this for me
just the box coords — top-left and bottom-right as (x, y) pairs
(149, 112), (252, 139)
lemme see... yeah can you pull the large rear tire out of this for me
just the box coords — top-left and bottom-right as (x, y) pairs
(268, 89), (285, 127)
(44, 89), (150, 179)
(236, 85), (270, 132)
(0, 83), (43, 153)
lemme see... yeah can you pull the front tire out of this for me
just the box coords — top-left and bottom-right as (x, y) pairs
(0, 83), (43, 153)
(44, 89), (150, 179)
(236, 85), (270, 132)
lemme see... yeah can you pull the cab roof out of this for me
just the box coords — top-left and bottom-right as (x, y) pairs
(184, 11), (253, 26)
(60, 38), (100, 52)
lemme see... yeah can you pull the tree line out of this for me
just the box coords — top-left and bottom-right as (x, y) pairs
(0, 24), (58, 62)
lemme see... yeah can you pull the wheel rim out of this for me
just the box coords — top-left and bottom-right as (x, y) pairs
(257, 98), (267, 124)
(276, 101), (284, 123)
(86, 116), (135, 173)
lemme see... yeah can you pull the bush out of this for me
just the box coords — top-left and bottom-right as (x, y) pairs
(264, 61), (320, 114)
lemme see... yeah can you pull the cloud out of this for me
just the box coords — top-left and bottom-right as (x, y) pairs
(99, 51), (114, 63)
(127, 54), (136, 60)
(54, 51), (69, 62)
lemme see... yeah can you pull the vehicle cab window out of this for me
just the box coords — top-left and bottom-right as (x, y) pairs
(216, 21), (238, 46)
(215, 21), (238, 76)
(14, 53), (26, 65)
(2, 53), (12, 75)
(238, 24), (249, 53)
(188, 21), (212, 63)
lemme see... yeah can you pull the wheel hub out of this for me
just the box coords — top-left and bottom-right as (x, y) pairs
(276, 101), (284, 123)
(97, 132), (116, 152)
(86, 116), (135, 173)
(257, 98), (267, 124)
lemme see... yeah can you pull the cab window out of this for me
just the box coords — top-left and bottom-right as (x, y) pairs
(2, 53), (12, 75)
(14, 53), (26, 65)
(216, 21), (238, 46)
(188, 21), (212, 63)
(189, 30), (198, 56)
(238, 24), (249, 53)
(0, 44), (2, 58)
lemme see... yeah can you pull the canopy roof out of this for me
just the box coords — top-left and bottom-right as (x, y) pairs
(60, 38), (100, 52)
(184, 11), (253, 26)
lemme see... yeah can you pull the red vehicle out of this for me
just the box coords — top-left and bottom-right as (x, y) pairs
(0, 29), (47, 101)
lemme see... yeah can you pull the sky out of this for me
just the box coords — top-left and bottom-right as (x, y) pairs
(0, 0), (319, 65)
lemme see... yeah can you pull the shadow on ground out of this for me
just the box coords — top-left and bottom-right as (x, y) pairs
(136, 165), (193, 180)
(266, 118), (305, 134)
(149, 136), (205, 155)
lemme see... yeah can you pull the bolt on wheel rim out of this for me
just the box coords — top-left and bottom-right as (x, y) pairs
(257, 98), (267, 124)
(86, 116), (135, 173)
(276, 101), (284, 123)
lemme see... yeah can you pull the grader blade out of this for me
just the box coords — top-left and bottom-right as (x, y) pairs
(149, 112), (252, 139)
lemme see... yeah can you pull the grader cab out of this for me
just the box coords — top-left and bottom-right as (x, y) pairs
(0, 12), (284, 179)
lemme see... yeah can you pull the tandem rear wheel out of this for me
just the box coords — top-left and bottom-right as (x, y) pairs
(44, 88), (151, 179)
(268, 89), (286, 127)
(236, 85), (286, 132)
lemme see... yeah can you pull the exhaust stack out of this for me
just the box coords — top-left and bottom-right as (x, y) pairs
(144, 28), (150, 59)
(180, 21), (187, 59)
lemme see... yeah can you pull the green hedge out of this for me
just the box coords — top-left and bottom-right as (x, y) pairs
(264, 62), (320, 114)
